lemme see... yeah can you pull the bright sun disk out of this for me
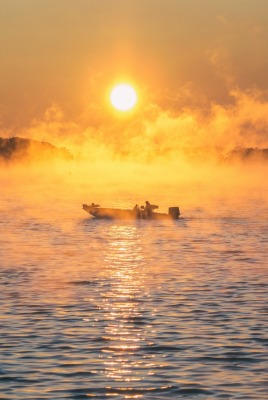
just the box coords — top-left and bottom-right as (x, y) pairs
(110, 84), (137, 111)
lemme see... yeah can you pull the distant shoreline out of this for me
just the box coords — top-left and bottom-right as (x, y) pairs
(0, 137), (73, 163)
(1, 136), (268, 164)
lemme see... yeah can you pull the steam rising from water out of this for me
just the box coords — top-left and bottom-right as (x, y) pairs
(1, 88), (268, 210)
(11, 88), (268, 157)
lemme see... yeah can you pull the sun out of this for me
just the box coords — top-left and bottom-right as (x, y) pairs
(110, 83), (137, 112)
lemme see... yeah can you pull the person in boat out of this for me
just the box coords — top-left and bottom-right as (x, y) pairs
(144, 200), (153, 218)
(140, 206), (145, 218)
(133, 204), (141, 218)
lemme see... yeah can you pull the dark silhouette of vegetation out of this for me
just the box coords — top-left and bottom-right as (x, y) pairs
(0, 137), (73, 163)
(176, 146), (268, 164)
(0, 137), (267, 164)
(227, 147), (268, 162)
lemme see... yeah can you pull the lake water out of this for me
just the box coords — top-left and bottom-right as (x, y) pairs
(1, 172), (268, 399)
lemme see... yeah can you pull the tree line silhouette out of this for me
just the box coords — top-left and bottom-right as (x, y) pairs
(0, 137), (73, 162)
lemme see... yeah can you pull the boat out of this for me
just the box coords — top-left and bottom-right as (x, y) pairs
(82, 203), (180, 220)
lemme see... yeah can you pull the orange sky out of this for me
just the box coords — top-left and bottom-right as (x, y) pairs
(1, 0), (268, 152)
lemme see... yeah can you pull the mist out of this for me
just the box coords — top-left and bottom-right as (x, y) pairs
(3, 88), (264, 157)
(1, 86), (268, 222)
(0, 124), (267, 220)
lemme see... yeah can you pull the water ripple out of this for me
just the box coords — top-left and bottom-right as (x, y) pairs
(0, 194), (268, 399)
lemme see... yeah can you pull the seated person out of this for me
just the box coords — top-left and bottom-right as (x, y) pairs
(144, 200), (153, 218)
(133, 204), (141, 218)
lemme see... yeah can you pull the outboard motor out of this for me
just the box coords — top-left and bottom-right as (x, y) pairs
(168, 207), (180, 219)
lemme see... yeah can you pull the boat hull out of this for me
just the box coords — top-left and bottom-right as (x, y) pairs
(82, 204), (180, 220)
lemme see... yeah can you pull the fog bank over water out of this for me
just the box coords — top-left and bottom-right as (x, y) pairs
(1, 152), (268, 218)
(13, 89), (268, 157)
(1, 89), (268, 212)
(0, 89), (267, 157)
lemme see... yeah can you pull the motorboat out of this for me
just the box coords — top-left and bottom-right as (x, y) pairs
(82, 203), (180, 220)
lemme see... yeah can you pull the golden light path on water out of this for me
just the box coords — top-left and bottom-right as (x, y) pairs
(100, 224), (149, 392)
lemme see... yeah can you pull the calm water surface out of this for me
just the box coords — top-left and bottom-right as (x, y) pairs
(0, 188), (268, 399)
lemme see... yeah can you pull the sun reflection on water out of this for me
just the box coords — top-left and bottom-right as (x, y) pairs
(100, 224), (149, 389)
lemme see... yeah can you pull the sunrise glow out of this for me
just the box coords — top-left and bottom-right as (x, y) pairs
(1, 3), (268, 399)
(110, 84), (137, 112)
